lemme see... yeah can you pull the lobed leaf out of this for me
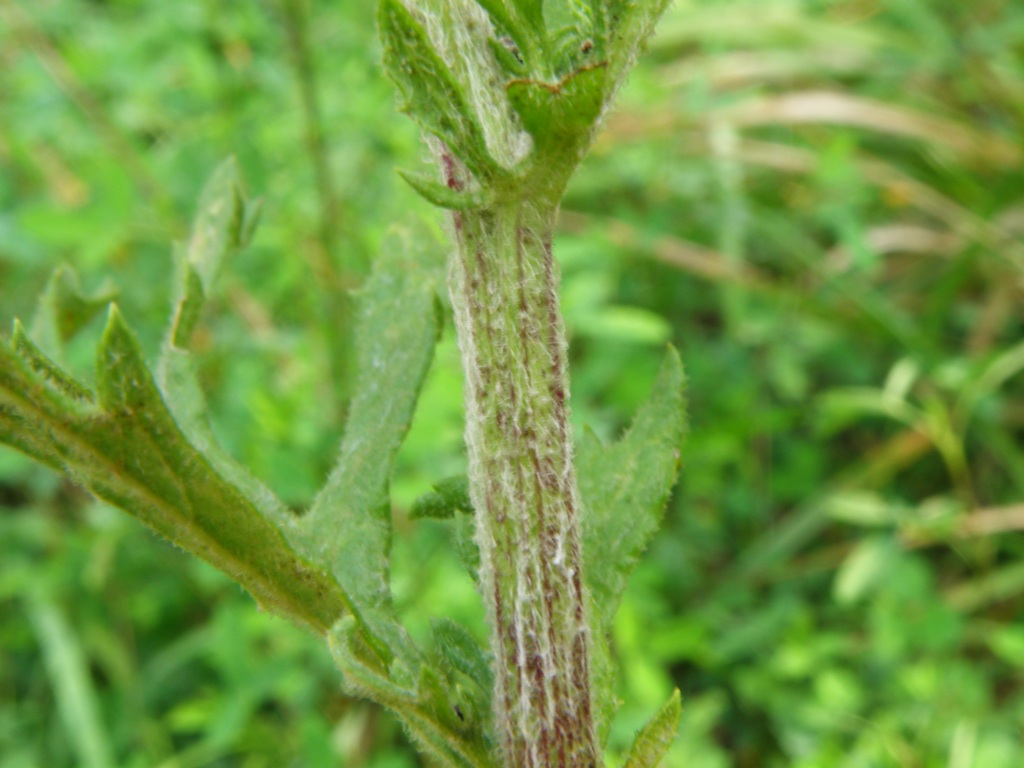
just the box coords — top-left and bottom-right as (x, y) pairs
(0, 160), (350, 635)
(157, 159), (304, 541)
(300, 227), (443, 655)
(0, 308), (349, 635)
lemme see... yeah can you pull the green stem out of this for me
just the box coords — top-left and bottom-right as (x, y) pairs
(448, 170), (597, 766)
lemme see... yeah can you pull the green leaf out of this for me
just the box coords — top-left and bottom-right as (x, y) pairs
(475, 0), (532, 62)
(579, 346), (687, 631)
(169, 156), (259, 348)
(508, 0), (546, 41)
(432, 618), (493, 694)
(506, 62), (609, 157)
(623, 689), (682, 768)
(0, 308), (349, 635)
(301, 227), (443, 651)
(0, 162), (350, 635)
(486, 35), (528, 77)
(412, 475), (473, 520)
(398, 169), (491, 211)
(578, 346), (686, 738)
(605, 0), (672, 86)
(154, 159), (301, 541)
(330, 618), (497, 768)
(12, 320), (95, 404)
(379, 0), (500, 182)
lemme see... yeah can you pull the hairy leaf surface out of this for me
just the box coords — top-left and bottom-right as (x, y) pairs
(301, 227), (443, 655)
(623, 689), (682, 768)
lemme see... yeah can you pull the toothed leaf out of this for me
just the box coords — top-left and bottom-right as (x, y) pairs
(301, 228), (443, 652)
(580, 347), (686, 629)
(0, 306), (349, 634)
(578, 347), (686, 738)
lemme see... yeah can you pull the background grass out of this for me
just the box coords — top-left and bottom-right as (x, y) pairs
(1, 0), (1023, 766)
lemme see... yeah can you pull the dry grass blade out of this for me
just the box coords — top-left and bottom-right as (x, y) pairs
(824, 223), (963, 273)
(903, 504), (1024, 548)
(559, 210), (771, 291)
(661, 48), (871, 90)
(712, 91), (1022, 165)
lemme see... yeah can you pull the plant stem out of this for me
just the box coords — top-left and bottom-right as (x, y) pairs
(448, 170), (597, 766)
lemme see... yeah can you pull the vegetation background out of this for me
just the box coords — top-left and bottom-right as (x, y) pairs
(1, 0), (1022, 766)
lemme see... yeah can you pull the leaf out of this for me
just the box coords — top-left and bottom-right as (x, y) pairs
(957, 337), (1024, 423)
(0, 308), (349, 635)
(578, 346), (686, 739)
(12, 320), (95, 404)
(398, 169), (491, 211)
(432, 618), (493, 693)
(156, 159), (305, 541)
(412, 475), (473, 520)
(506, 63), (609, 157)
(823, 491), (904, 527)
(330, 618), (497, 768)
(0, 162), (349, 635)
(605, 0), (673, 87)
(486, 35), (528, 77)
(579, 347), (687, 631)
(818, 386), (921, 431)
(169, 156), (260, 347)
(508, 0), (546, 42)
(623, 689), (682, 768)
(379, 0), (500, 182)
(300, 227), (443, 652)
(475, 0), (533, 64)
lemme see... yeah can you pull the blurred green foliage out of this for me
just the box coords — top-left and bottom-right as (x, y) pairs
(1, 0), (1022, 766)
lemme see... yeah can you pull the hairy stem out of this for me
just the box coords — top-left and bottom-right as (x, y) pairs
(449, 185), (597, 766)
